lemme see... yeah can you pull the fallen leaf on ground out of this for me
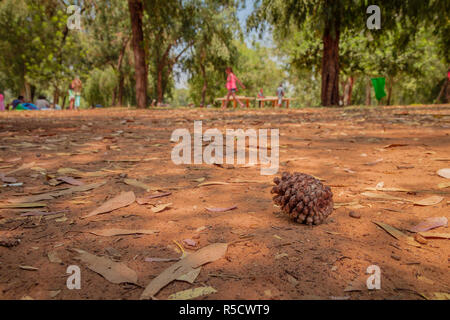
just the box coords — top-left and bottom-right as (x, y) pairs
(145, 257), (180, 263)
(205, 205), (237, 213)
(19, 266), (38, 271)
(420, 292), (450, 300)
(8, 182), (106, 204)
(364, 187), (412, 193)
(408, 217), (448, 233)
(334, 201), (359, 209)
(413, 196), (443, 206)
(384, 144), (408, 148)
(124, 178), (152, 192)
(140, 243), (228, 300)
(82, 191), (135, 219)
(0, 202), (47, 209)
(88, 229), (159, 237)
(136, 192), (171, 205)
(437, 168), (450, 179)
(20, 210), (67, 217)
(373, 221), (420, 247)
(152, 203), (172, 213)
(176, 267), (201, 284)
(438, 182), (450, 189)
(57, 176), (84, 186)
(57, 168), (107, 178)
(362, 192), (405, 201)
(73, 248), (138, 284)
(168, 286), (217, 300)
(364, 158), (383, 166)
(197, 181), (229, 187)
(6, 162), (36, 175)
(417, 232), (450, 239)
(49, 290), (61, 298)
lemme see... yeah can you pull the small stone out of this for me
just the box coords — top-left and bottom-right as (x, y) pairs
(349, 211), (361, 219)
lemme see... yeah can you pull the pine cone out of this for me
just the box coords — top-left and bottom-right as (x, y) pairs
(271, 172), (333, 225)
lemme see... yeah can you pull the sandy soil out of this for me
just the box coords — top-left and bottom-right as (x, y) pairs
(0, 105), (449, 300)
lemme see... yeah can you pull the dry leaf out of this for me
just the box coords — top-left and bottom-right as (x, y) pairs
(437, 182), (450, 189)
(19, 265), (38, 271)
(152, 203), (172, 213)
(364, 187), (412, 193)
(88, 229), (159, 237)
(6, 162), (36, 175)
(176, 267), (201, 284)
(145, 257), (180, 263)
(408, 217), (448, 233)
(57, 176), (84, 186)
(437, 168), (450, 179)
(205, 205), (237, 213)
(124, 178), (152, 192)
(82, 191), (135, 219)
(421, 292), (450, 300)
(140, 243), (228, 299)
(197, 181), (229, 187)
(73, 248), (138, 284)
(373, 221), (420, 247)
(413, 196), (443, 206)
(418, 232), (450, 239)
(8, 182), (106, 204)
(20, 210), (67, 217)
(384, 144), (408, 148)
(136, 192), (171, 205)
(362, 192), (405, 201)
(0, 202), (47, 209)
(168, 286), (217, 300)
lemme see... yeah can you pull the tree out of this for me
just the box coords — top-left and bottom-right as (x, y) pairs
(249, 0), (448, 106)
(184, 2), (239, 107)
(128, 0), (147, 108)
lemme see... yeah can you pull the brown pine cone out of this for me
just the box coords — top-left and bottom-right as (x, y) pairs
(271, 172), (333, 225)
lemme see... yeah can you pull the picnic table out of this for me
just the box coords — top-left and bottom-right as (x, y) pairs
(215, 96), (255, 108)
(256, 96), (296, 108)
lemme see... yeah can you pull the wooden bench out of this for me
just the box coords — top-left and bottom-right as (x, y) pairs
(215, 96), (255, 108)
(255, 96), (296, 108)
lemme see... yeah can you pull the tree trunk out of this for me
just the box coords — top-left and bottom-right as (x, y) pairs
(128, 0), (147, 109)
(200, 64), (207, 108)
(23, 80), (32, 102)
(157, 64), (164, 104)
(118, 74), (125, 106)
(436, 79), (448, 103)
(343, 76), (354, 106)
(387, 78), (393, 106)
(53, 87), (59, 107)
(365, 78), (372, 106)
(321, 14), (340, 106)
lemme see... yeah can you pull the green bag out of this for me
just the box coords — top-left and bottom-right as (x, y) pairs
(371, 77), (387, 101)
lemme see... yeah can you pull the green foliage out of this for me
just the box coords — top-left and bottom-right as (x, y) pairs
(84, 67), (118, 107)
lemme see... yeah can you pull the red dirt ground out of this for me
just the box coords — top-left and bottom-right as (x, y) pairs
(0, 105), (449, 300)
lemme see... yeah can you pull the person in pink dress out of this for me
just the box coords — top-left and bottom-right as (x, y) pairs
(223, 67), (246, 109)
(0, 93), (5, 111)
